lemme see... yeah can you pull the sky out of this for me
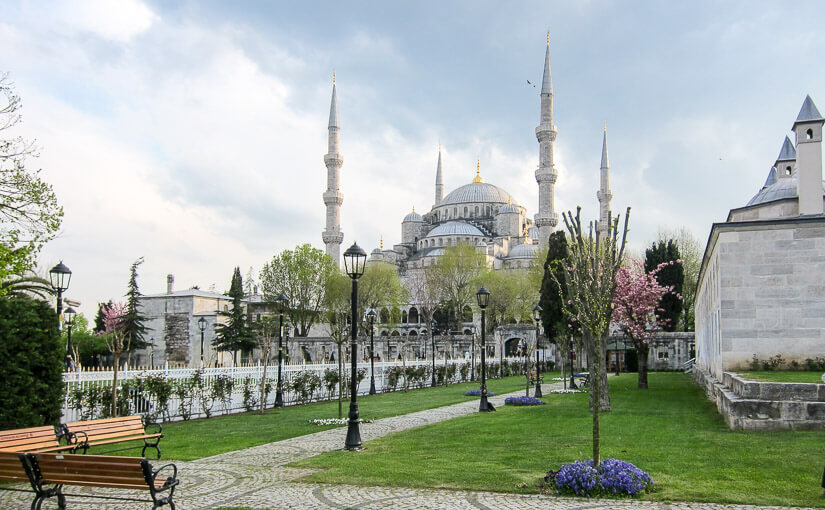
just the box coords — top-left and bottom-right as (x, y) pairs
(4, 0), (825, 318)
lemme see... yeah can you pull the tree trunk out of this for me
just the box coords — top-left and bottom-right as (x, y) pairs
(585, 333), (611, 412)
(637, 342), (650, 389)
(259, 348), (269, 414)
(111, 352), (122, 417)
(591, 333), (601, 468)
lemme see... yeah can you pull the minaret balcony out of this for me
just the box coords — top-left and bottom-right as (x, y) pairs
(324, 154), (344, 166)
(323, 191), (344, 205)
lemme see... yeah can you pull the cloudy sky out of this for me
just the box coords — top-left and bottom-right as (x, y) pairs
(5, 0), (825, 317)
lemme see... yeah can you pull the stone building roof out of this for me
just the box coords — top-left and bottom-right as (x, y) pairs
(440, 182), (515, 206)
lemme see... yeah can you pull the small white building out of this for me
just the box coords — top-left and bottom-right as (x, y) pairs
(695, 95), (825, 379)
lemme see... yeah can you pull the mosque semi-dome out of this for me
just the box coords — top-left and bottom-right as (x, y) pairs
(507, 243), (539, 259)
(746, 172), (825, 207)
(498, 203), (520, 214)
(440, 182), (516, 206)
(425, 221), (485, 238)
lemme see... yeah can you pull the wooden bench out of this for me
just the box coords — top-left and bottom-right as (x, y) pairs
(528, 370), (544, 386)
(0, 425), (81, 454)
(24, 452), (177, 509)
(573, 372), (590, 388)
(0, 450), (36, 497)
(62, 416), (163, 459)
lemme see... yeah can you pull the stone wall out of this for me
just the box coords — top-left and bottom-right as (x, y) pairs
(164, 313), (190, 364)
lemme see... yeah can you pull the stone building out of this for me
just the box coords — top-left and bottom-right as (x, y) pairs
(695, 95), (825, 379)
(137, 274), (236, 367)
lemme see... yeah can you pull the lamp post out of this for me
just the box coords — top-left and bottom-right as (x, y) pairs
(64, 307), (76, 370)
(149, 338), (155, 369)
(197, 317), (207, 366)
(532, 305), (543, 398)
(274, 293), (288, 408)
(476, 286), (492, 412)
(49, 261), (72, 330)
(430, 318), (437, 387)
(471, 329), (476, 381)
(615, 335), (620, 376)
(343, 242), (367, 450)
(366, 308), (377, 395)
(569, 336), (578, 389)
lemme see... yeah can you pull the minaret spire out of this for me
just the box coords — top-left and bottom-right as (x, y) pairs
(597, 123), (613, 238)
(435, 144), (444, 206)
(322, 74), (345, 266)
(535, 33), (559, 244)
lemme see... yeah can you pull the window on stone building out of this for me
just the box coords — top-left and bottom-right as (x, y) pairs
(807, 128), (814, 140)
(786, 166), (792, 175)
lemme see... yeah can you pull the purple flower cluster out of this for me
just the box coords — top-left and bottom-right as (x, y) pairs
(504, 396), (546, 406)
(548, 459), (653, 497)
(464, 389), (495, 396)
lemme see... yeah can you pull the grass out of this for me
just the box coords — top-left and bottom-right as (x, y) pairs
(292, 373), (825, 508)
(737, 371), (824, 383)
(151, 375), (534, 460)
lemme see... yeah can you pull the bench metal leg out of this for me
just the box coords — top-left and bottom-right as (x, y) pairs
(142, 442), (162, 459)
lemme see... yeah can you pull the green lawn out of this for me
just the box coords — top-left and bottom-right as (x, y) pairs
(155, 375), (533, 460)
(292, 373), (825, 508)
(737, 371), (824, 383)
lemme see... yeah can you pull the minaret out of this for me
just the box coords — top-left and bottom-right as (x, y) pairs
(322, 73), (344, 266)
(435, 145), (444, 206)
(534, 33), (559, 244)
(597, 124), (612, 238)
(793, 94), (825, 216)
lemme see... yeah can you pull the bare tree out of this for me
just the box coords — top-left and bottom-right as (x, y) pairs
(253, 315), (277, 413)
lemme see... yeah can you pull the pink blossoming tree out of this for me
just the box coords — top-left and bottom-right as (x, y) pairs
(612, 259), (682, 389)
(100, 302), (128, 416)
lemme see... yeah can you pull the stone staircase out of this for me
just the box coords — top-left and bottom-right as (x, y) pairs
(693, 366), (825, 430)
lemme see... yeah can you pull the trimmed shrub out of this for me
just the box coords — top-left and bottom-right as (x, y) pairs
(0, 297), (63, 428)
(464, 389), (495, 397)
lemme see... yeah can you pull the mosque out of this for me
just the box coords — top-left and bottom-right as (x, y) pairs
(322, 36), (614, 272)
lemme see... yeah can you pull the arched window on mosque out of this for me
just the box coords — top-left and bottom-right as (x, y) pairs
(463, 206), (468, 217)
(401, 310), (408, 324)
(807, 128), (814, 140)
(408, 307), (419, 323)
(380, 308), (390, 324)
(786, 166), (792, 176)
(474, 205), (479, 216)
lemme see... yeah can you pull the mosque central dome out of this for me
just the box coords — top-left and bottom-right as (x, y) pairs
(440, 182), (516, 206)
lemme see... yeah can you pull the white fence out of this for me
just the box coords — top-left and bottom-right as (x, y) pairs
(61, 357), (533, 423)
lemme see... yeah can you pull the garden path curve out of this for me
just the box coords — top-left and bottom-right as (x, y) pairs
(0, 381), (816, 509)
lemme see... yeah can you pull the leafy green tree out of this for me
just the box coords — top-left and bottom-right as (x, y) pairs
(430, 243), (487, 333)
(259, 244), (337, 337)
(251, 314), (277, 413)
(0, 270), (54, 300)
(324, 271), (351, 418)
(540, 231), (569, 341)
(0, 73), (63, 289)
(644, 240), (684, 331)
(359, 262), (407, 316)
(656, 227), (700, 331)
(123, 258), (150, 351)
(0, 296), (63, 428)
(215, 267), (254, 362)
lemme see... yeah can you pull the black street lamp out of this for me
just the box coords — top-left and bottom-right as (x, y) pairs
(476, 286), (492, 412)
(49, 261), (72, 331)
(149, 338), (155, 369)
(614, 335), (620, 376)
(532, 305), (543, 398)
(430, 318), (437, 387)
(64, 307), (76, 370)
(366, 308), (377, 395)
(471, 329), (476, 381)
(343, 242), (367, 450)
(275, 293), (288, 408)
(197, 317), (207, 366)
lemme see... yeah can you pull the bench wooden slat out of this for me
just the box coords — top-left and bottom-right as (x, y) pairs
(64, 416), (144, 427)
(0, 452), (27, 483)
(0, 426), (61, 453)
(79, 428), (151, 441)
(84, 434), (162, 447)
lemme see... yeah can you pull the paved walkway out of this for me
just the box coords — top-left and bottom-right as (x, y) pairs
(0, 383), (817, 509)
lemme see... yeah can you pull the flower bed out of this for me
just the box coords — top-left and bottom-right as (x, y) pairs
(504, 396), (545, 406)
(546, 458), (653, 496)
(309, 418), (373, 426)
(464, 389), (495, 397)
(550, 389), (583, 394)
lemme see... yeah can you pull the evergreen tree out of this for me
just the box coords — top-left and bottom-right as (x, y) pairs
(539, 231), (569, 342)
(123, 258), (150, 350)
(93, 300), (113, 334)
(644, 240), (684, 331)
(214, 267), (254, 359)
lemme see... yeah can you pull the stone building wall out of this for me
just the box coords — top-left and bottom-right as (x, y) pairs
(696, 218), (825, 378)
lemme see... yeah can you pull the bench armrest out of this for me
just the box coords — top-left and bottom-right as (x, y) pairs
(67, 430), (88, 450)
(143, 419), (163, 437)
(153, 462), (179, 490)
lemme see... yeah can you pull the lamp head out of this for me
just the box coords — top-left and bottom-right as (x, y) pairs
(49, 261), (72, 292)
(63, 307), (76, 326)
(198, 316), (207, 331)
(343, 242), (367, 279)
(476, 286), (490, 309)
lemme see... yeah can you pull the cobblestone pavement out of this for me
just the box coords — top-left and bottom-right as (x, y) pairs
(0, 382), (818, 509)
